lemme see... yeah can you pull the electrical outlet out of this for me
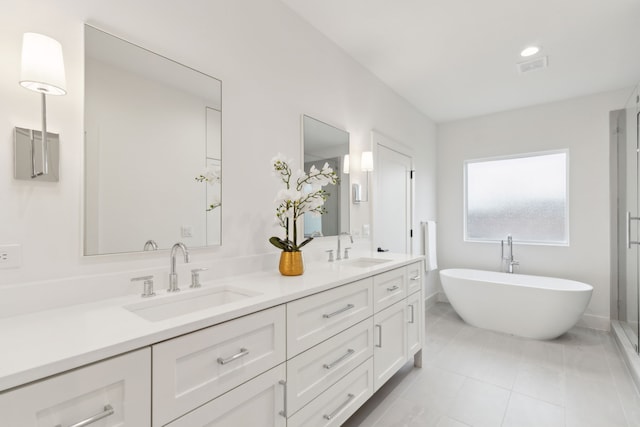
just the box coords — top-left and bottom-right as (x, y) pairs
(181, 226), (194, 238)
(0, 244), (22, 269)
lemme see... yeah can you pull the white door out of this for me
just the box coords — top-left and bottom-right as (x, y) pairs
(374, 142), (413, 253)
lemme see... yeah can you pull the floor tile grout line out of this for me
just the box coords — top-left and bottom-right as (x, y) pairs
(499, 390), (514, 427)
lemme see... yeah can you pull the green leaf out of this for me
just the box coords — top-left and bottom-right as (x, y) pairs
(269, 237), (288, 251)
(298, 237), (313, 249)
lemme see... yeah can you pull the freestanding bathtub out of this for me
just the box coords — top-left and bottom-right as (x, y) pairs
(439, 268), (593, 340)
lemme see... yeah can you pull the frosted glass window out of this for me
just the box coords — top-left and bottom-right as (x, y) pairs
(464, 151), (568, 245)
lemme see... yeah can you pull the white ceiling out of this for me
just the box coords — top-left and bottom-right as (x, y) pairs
(281, 0), (640, 122)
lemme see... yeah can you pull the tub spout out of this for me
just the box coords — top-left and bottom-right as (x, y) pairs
(502, 234), (518, 273)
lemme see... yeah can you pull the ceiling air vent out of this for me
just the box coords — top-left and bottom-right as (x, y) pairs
(517, 56), (548, 74)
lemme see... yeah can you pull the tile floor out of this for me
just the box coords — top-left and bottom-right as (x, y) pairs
(343, 302), (640, 427)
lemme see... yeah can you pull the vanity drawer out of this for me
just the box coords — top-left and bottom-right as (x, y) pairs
(373, 266), (407, 312)
(165, 363), (286, 427)
(287, 278), (373, 358)
(287, 358), (374, 427)
(406, 261), (423, 295)
(287, 318), (373, 415)
(0, 348), (150, 426)
(152, 305), (286, 427)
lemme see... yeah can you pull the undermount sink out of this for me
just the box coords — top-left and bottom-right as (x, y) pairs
(340, 257), (393, 268)
(125, 286), (261, 322)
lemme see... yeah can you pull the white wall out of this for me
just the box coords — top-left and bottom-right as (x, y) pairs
(437, 89), (629, 328)
(0, 0), (436, 303)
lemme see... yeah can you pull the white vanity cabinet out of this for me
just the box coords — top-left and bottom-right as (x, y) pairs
(285, 260), (424, 420)
(0, 348), (150, 426)
(373, 262), (424, 390)
(0, 258), (424, 427)
(152, 305), (286, 426)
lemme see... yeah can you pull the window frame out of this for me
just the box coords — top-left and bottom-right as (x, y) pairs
(463, 149), (570, 246)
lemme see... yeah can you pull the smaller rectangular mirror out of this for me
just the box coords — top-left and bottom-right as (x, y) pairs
(302, 115), (350, 237)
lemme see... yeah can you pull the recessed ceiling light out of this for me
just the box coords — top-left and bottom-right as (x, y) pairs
(520, 46), (540, 57)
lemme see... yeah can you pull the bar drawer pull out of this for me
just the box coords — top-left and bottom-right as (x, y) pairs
(323, 349), (355, 369)
(323, 393), (356, 420)
(410, 275), (421, 281)
(375, 324), (382, 348)
(386, 284), (400, 292)
(54, 404), (114, 427)
(217, 348), (250, 365)
(323, 304), (355, 318)
(278, 380), (287, 417)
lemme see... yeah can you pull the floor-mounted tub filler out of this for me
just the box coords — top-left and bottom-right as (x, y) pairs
(439, 268), (593, 340)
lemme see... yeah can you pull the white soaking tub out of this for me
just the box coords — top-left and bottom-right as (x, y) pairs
(439, 268), (593, 340)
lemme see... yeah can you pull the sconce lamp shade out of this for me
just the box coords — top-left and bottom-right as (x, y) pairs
(343, 154), (350, 174)
(361, 151), (374, 172)
(19, 33), (66, 96)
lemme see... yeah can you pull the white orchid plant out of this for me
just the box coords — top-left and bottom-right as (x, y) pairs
(269, 154), (338, 252)
(195, 168), (221, 211)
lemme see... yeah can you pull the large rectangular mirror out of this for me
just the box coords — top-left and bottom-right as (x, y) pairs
(302, 115), (350, 237)
(84, 24), (222, 255)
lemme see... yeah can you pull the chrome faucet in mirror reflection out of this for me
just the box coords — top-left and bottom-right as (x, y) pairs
(337, 232), (353, 261)
(501, 235), (519, 273)
(143, 239), (158, 251)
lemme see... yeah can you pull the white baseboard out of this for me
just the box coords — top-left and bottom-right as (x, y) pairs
(576, 313), (610, 331)
(424, 292), (439, 310)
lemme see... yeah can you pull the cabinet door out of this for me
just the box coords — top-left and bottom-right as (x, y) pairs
(0, 348), (150, 426)
(406, 261), (423, 295)
(152, 305), (286, 426)
(166, 364), (286, 427)
(407, 291), (424, 357)
(373, 300), (408, 391)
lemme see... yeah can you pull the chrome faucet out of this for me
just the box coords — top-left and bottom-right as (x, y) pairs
(143, 239), (158, 251)
(501, 235), (519, 273)
(336, 232), (353, 260)
(169, 242), (190, 292)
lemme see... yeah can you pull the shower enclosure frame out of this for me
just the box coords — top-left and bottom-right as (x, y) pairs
(611, 85), (640, 391)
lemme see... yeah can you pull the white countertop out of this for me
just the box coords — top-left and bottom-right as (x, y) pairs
(0, 253), (423, 392)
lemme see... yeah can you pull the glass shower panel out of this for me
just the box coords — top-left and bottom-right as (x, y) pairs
(621, 88), (640, 351)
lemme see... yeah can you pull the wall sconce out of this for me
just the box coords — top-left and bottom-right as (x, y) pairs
(353, 151), (373, 203)
(14, 33), (66, 181)
(342, 154), (350, 174)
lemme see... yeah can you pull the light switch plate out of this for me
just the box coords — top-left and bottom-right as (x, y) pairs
(0, 244), (22, 269)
